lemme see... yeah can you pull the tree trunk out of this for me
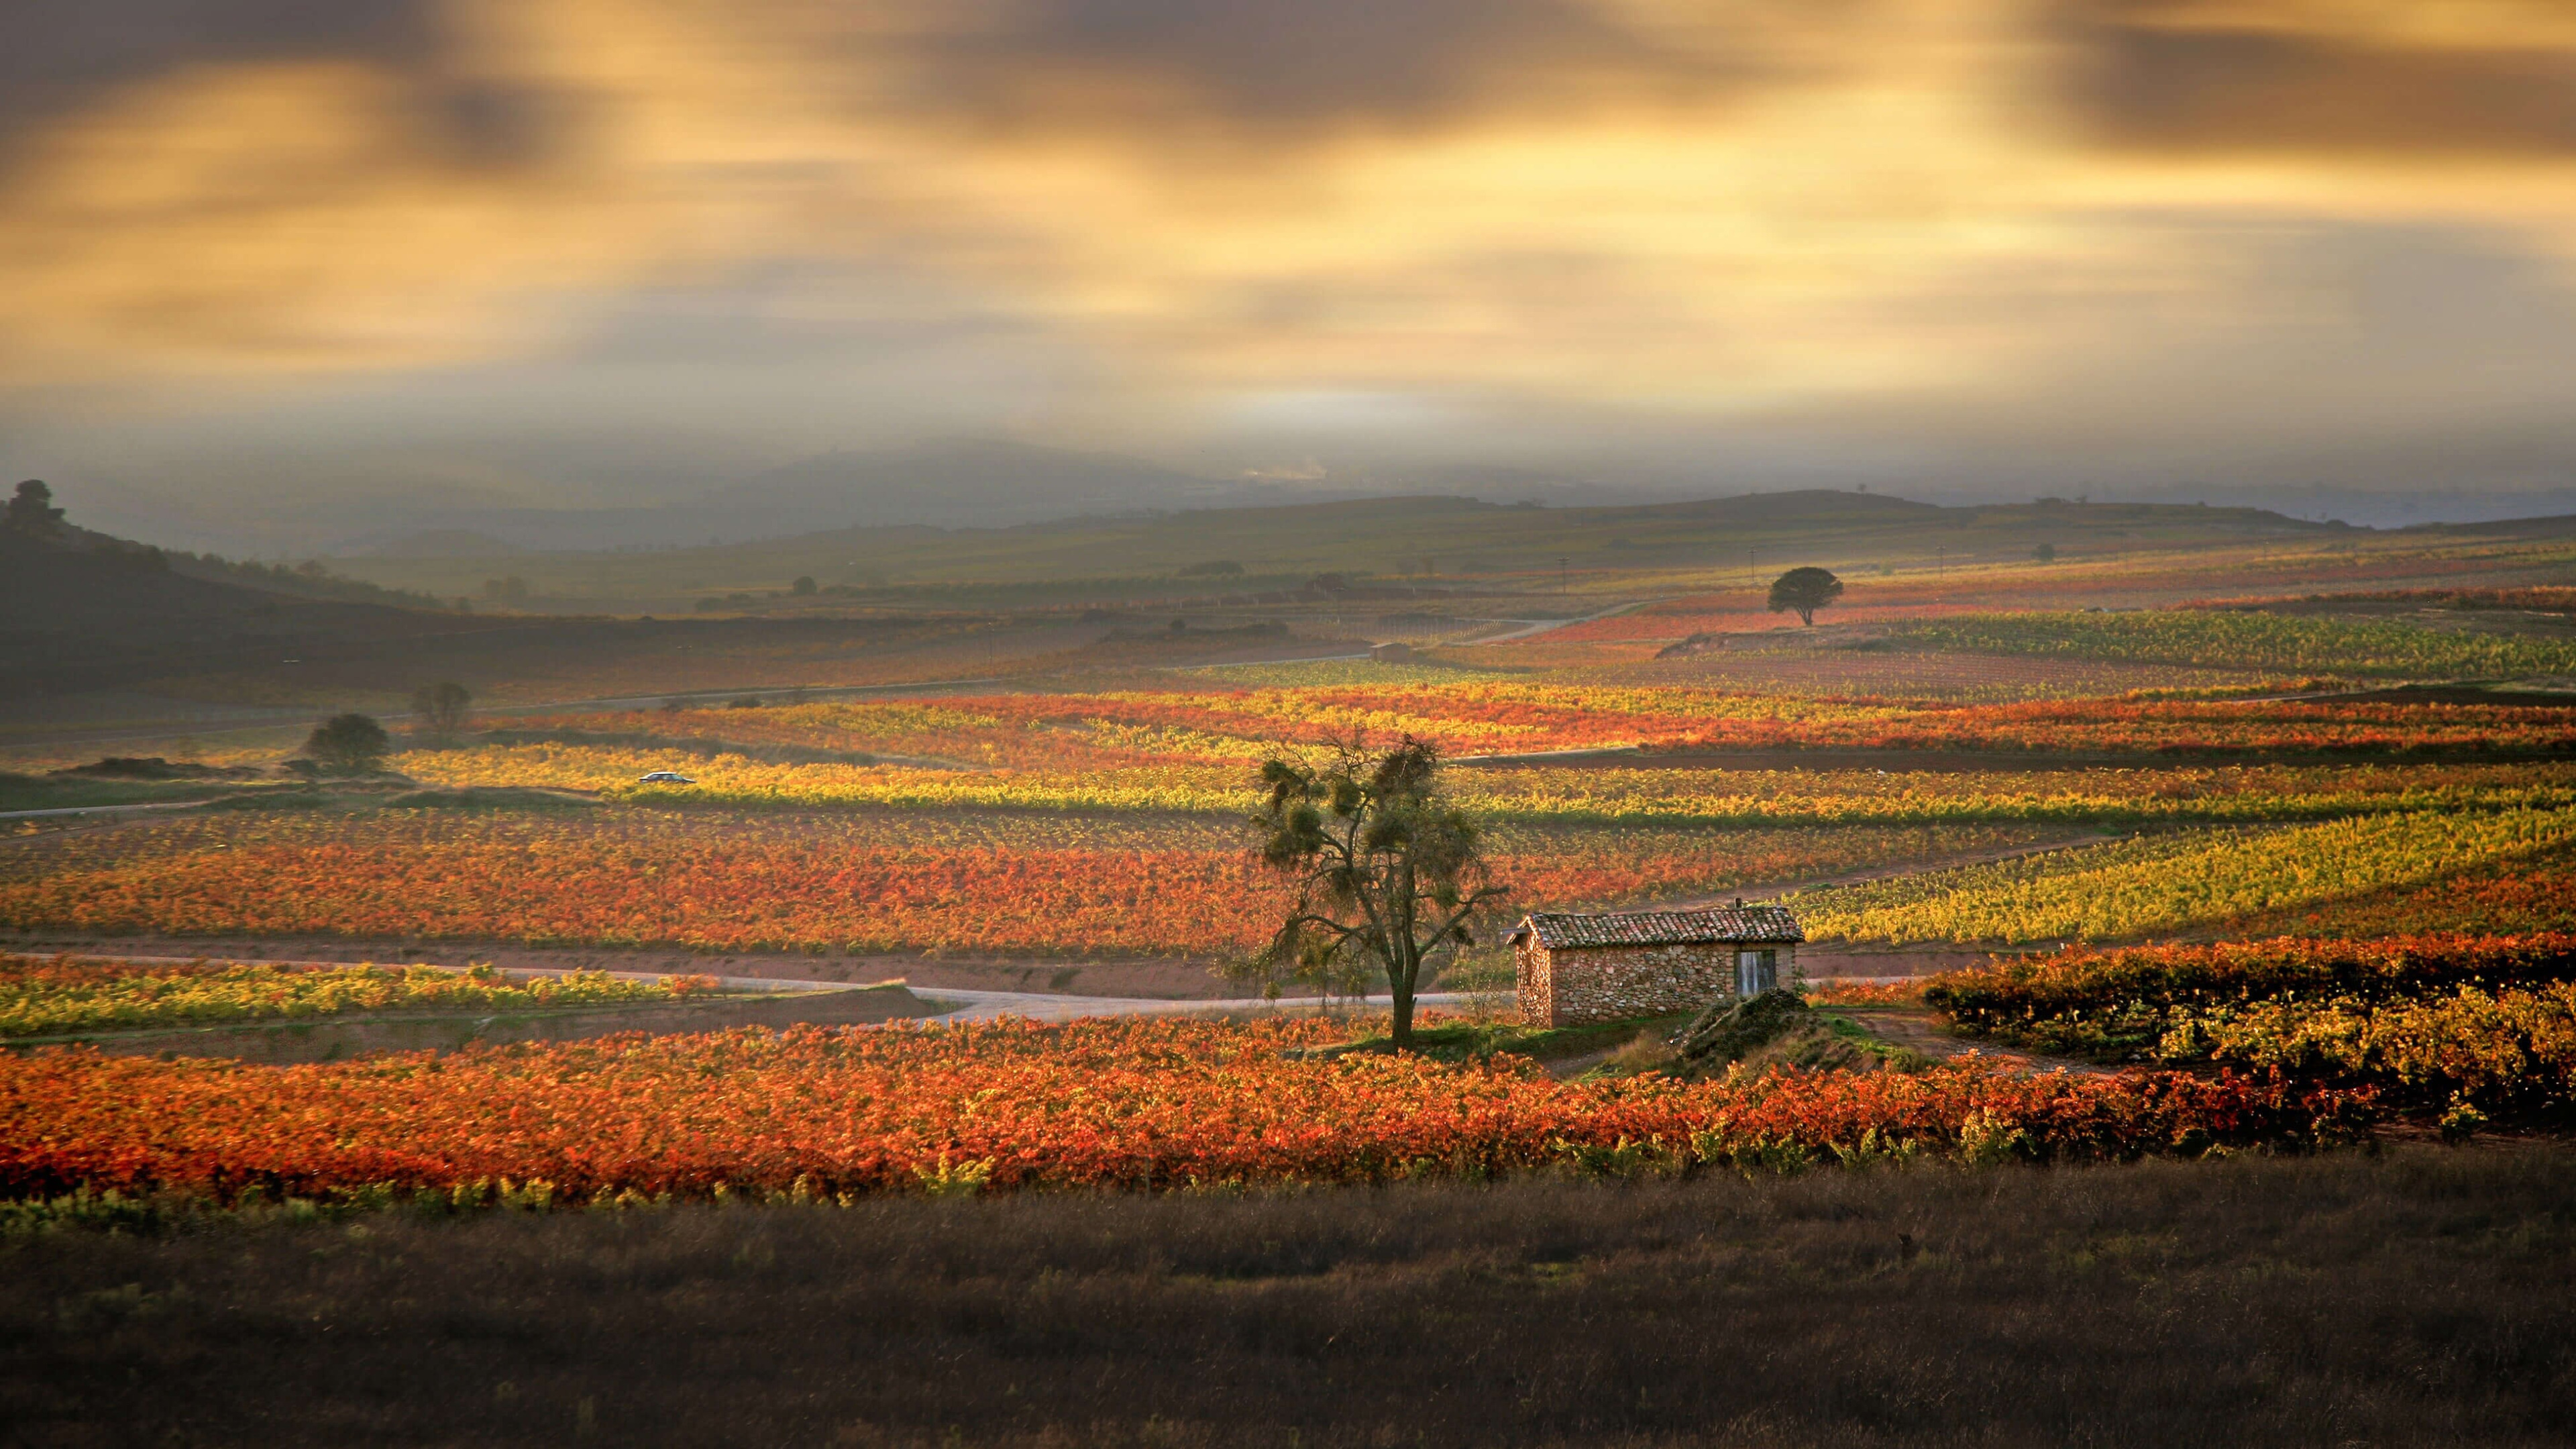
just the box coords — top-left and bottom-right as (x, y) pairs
(1388, 937), (1419, 1050)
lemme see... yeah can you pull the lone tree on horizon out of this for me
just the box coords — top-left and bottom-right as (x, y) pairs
(410, 682), (473, 743)
(1242, 733), (1503, 1049)
(304, 713), (391, 775)
(1767, 566), (1844, 626)
(3, 480), (65, 535)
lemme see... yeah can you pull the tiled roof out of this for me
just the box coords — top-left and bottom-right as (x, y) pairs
(1501, 906), (1804, 950)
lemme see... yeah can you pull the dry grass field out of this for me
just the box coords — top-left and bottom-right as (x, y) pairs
(7, 1147), (2575, 1447)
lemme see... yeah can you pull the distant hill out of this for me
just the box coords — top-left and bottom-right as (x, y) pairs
(325, 486), (2370, 609)
(0, 523), (478, 695)
(360, 529), (521, 559)
(289, 440), (1365, 555)
(701, 439), (1251, 531)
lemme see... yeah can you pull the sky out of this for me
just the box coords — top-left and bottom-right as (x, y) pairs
(6, 0), (2576, 545)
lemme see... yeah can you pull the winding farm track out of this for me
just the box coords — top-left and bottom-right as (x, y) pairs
(0, 800), (220, 822)
(5, 951), (1472, 1026)
(1452, 596), (1666, 645)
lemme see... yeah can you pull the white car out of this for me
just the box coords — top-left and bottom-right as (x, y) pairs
(636, 770), (696, 784)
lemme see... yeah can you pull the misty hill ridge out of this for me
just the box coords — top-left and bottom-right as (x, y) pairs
(310, 486), (2371, 609)
(748, 484), (2319, 559)
(0, 523), (460, 690)
(702, 439), (1248, 530)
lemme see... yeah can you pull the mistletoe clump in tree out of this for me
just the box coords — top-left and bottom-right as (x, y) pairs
(1244, 733), (1503, 1049)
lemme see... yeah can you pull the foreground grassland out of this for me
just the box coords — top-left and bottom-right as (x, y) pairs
(7, 1150), (2573, 1446)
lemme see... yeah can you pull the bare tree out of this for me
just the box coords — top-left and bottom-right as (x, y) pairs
(1242, 733), (1503, 1049)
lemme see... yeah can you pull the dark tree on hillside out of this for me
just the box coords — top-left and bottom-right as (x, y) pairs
(410, 682), (473, 743)
(1240, 733), (1503, 1049)
(3, 480), (65, 535)
(304, 714), (392, 775)
(791, 575), (817, 596)
(1766, 566), (1844, 626)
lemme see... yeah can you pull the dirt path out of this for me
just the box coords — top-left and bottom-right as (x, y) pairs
(0, 799), (221, 822)
(1832, 1006), (2110, 1075)
(1458, 597), (1670, 645)
(7, 934), (1298, 1001)
(7, 948), (1467, 1032)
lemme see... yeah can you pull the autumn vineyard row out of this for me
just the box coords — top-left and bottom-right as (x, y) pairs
(1918, 934), (2576, 1112)
(476, 685), (2576, 772)
(0, 1018), (2366, 1205)
(0, 956), (712, 1039)
(0, 812), (2041, 955)
(15, 804), (2571, 953)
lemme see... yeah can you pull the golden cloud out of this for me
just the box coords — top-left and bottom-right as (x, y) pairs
(1, 0), (2573, 425)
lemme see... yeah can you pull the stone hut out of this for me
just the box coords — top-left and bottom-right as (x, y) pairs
(1501, 904), (1805, 1027)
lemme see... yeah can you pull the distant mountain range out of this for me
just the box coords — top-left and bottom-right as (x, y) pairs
(40, 435), (2576, 560)
(329, 440), (1405, 556)
(703, 439), (1239, 527)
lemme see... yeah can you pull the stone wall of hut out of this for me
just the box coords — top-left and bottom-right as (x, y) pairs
(1515, 941), (1794, 1027)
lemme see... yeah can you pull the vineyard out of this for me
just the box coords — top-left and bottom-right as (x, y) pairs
(9, 643), (2575, 1220)
(12, 686), (2576, 958)
(1919, 935), (2576, 1118)
(0, 1017), (2363, 1204)
(1791, 806), (2576, 945)
(0, 809), (2041, 955)
(0, 955), (711, 1038)
(474, 686), (2576, 771)
(2233, 844), (2576, 939)
(394, 744), (2576, 824)
(1923, 934), (2576, 1043)
(1888, 611), (2576, 678)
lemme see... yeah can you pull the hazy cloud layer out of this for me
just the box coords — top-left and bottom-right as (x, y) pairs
(5, 0), (2576, 520)
(2065, 0), (2576, 156)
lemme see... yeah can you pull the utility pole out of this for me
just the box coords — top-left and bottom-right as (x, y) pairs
(1746, 548), (1758, 593)
(1557, 557), (1569, 600)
